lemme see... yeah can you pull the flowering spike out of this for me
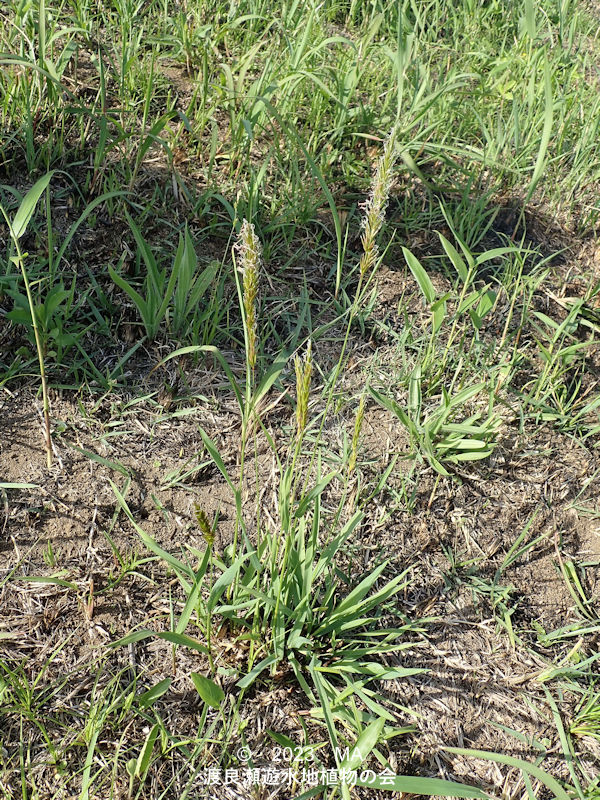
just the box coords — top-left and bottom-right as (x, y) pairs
(236, 220), (261, 370)
(348, 394), (365, 474)
(194, 504), (215, 546)
(295, 340), (313, 441)
(358, 133), (397, 278)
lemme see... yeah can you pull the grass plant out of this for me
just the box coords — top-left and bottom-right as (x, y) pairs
(0, 172), (55, 468)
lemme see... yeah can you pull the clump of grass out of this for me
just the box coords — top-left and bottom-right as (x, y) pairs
(112, 162), (442, 795)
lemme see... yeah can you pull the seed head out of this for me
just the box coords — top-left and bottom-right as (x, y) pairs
(358, 132), (397, 278)
(236, 220), (261, 370)
(294, 339), (312, 441)
(194, 504), (215, 547)
(348, 394), (365, 474)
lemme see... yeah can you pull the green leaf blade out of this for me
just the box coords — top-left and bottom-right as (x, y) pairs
(11, 172), (54, 239)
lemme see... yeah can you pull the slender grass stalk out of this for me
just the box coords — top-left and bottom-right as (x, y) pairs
(300, 131), (397, 495)
(0, 174), (55, 469)
(267, 338), (314, 655)
(230, 219), (261, 569)
(294, 339), (312, 448)
(13, 247), (52, 469)
(194, 504), (216, 674)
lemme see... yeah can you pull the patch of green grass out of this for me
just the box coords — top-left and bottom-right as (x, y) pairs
(1, 0), (600, 797)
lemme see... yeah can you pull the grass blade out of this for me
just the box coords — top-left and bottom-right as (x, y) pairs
(444, 747), (570, 800)
(11, 172), (54, 239)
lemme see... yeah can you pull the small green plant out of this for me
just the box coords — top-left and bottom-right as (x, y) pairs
(109, 213), (219, 343)
(370, 366), (500, 477)
(522, 300), (598, 433)
(570, 687), (600, 742)
(403, 229), (516, 376)
(0, 172), (55, 468)
(4, 277), (78, 360)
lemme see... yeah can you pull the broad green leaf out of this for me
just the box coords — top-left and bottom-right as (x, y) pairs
(339, 716), (385, 771)
(135, 723), (159, 778)
(523, 0), (537, 38)
(354, 773), (487, 797)
(308, 658), (339, 755)
(442, 421), (494, 434)
(321, 661), (422, 680)
(447, 383), (485, 408)
(190, 672), (224, 708)
(459, 289), (485, 316)
(368, 386), (414, 432)
(208, 552), (252, 613)
(408, 365), (422, 418)
(111, 629), (209, 654)
(108, 265), (149, 324)
(525, 55), (553, 203)
(70, 445), (130, 477)
(198, 427), (236, 493)
(438, 232), (468, 283)
(250, 352), (288, 415)
(12, 172), (54, 239)
(475, 246), (517, 266)
(445, 449), (494, 463)
(436, 438), (487, 452)
(433, 293), (449, 332)
(314, 510), (364, 581)
(175, 548), (212, 634)
(266, 731), (297, 750)
(237, 653), (278, 689)
(325, 561), (388, 617)
(294, 472), (336, 518)
(186, 261), (218, 314)
(138, 678), (172, 709)
(403, 247), (436, 303)
(429, 454), (451, 476)
(476, 289), (496, 319)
